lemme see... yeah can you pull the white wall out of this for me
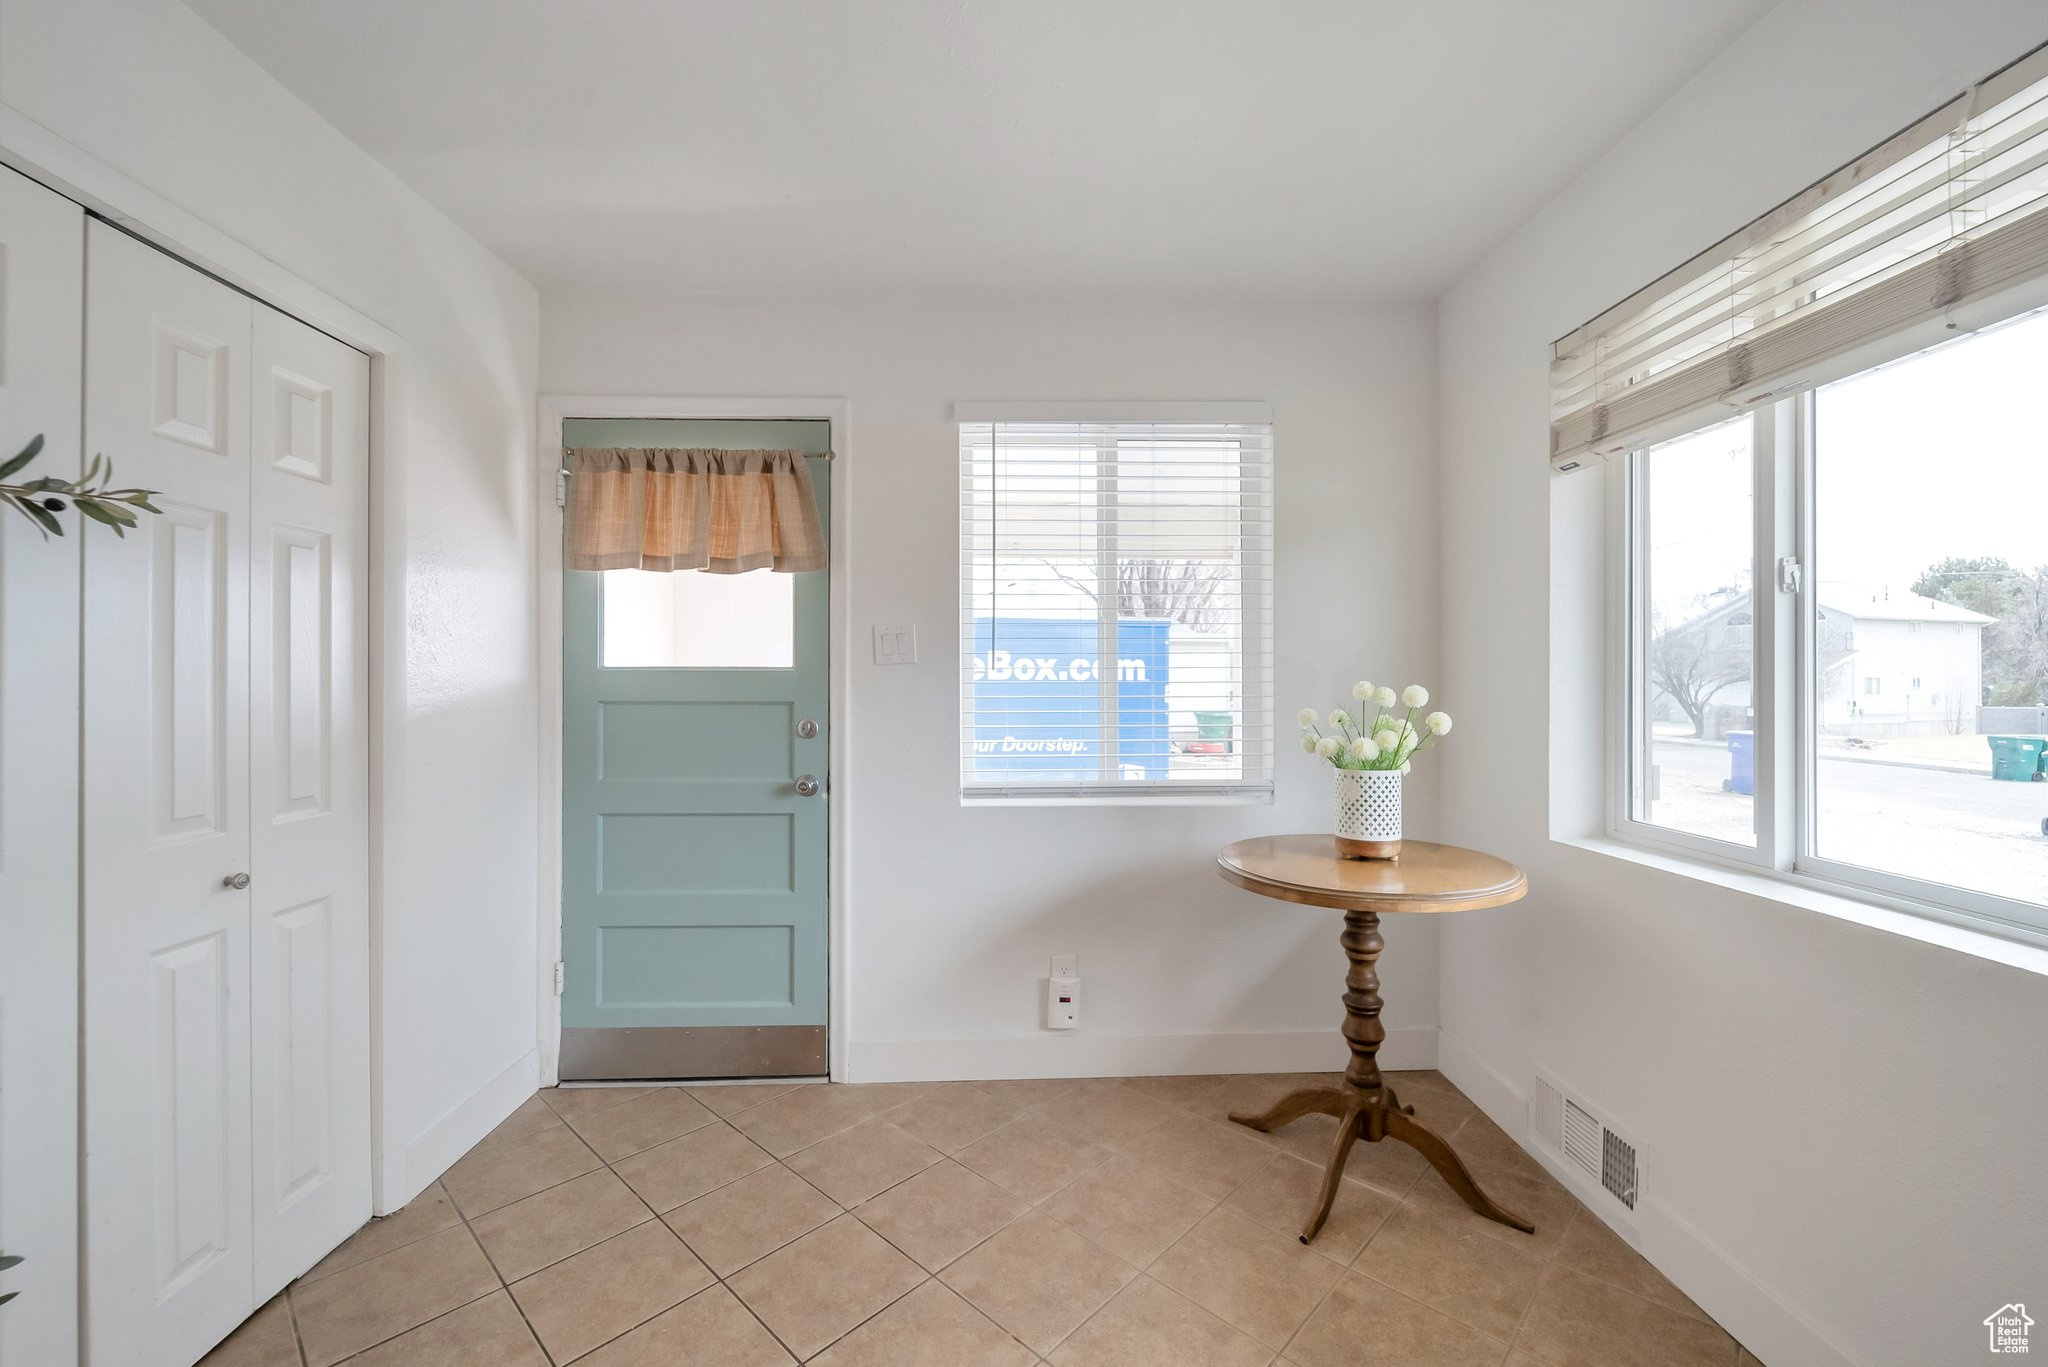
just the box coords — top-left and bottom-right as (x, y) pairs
(0, 0), (543, 1216)
(1836, 618), (1981, 727)
(543, 293), (1442, 1080)
(1436, 3), (2048, 1365)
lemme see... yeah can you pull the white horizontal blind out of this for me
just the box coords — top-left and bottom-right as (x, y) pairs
(1552, 43), (2048, 469)
(959, 417), (1274, 800)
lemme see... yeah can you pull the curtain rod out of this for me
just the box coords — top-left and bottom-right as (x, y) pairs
(561, 446), (834, 459)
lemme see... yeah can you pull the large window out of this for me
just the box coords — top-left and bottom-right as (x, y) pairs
(1565, 45), (2048, 940)
(957, 409), (1273, 801)
(1621, 310), (2048, 933)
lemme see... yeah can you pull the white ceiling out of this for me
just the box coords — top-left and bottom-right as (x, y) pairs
(187, 0), (1773, 301)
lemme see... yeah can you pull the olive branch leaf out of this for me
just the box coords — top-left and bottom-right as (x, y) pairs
(1, 435), (163, 538)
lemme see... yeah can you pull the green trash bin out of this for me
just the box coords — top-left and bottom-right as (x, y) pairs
(1192, 709), (1235, 754)
(1987, 735), (2048, 781)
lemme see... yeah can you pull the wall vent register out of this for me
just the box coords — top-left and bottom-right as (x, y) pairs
(1531, 1071), (1642, 1216)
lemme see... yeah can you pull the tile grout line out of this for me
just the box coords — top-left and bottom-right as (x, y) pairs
(570, 1100), (875, 1366)
(570, 1119), (905, 1366)
(588, 1134), (815, 1367)
(282, 1280), (311, 1367)
(476, 1120), (762, 1367)
(772, 1135), (1037, 1360)
(787, 1267), (934, 1363)
(1066, 1170), (1255, 1356)
(1498, 1204), (1572, 1364)
(288, 1073), (1712, 1367)
(1507, 1259), (1741, 1367)
(291, 1186), (507, 1367)
(1065, 1080), (1519, 1359)
(291, 1186), (462, 1290)
(656, 1080), (1200, 1361)
(445, 1181), (551, 1364)
(1363, 1120), (1724, 1363)
(1275, 1185), (1399, 1362)
(238, 1077), (1224, 1363)
(1018, 1104), (1294, 1361)
(320, 1288), (515, 1367)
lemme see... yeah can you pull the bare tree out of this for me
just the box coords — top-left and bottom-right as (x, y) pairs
(1942, 684), (1970, 735)
(1043, 558), (1236, 633)
(1650, 597), (1752, 738)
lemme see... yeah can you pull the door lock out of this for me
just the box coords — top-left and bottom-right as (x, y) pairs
(796, 718), (819, 739)
(222, 872), (251, 890)
(795, 774), (821, 797)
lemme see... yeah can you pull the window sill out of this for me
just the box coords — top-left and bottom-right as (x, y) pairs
(1557, 833), (2048, 979)
(961, 790), (1274, 809)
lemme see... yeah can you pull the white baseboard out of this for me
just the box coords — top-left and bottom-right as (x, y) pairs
(1433, 1028), (1526, 1131)
(1436, 1029), (1859, 1367)
(393, 1047), (540, 1212)
(844, 1026), (1438, 1084)
(1644, 1198), (1863, 1367)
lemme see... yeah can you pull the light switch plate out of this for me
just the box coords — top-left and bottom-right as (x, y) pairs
(873, 624), (917, 665)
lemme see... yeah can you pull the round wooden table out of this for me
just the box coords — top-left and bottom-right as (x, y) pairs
(1216, 835), (1532, 1245)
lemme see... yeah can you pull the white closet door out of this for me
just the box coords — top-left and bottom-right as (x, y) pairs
(247, 302), (371, 1296)
(83, 220), (256, 1367)
(0, 166), (85, 1367)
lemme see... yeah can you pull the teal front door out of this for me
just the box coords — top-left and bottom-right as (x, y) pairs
(560, 417), (831, 1079)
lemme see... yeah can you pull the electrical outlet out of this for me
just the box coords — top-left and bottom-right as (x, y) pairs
(1050, 954), (1079, 981)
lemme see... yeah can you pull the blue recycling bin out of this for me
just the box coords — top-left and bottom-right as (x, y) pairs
(1725, 730), (1755, 795)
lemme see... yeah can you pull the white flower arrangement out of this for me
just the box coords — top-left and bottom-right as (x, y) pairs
(1299, 680), (1452, 771)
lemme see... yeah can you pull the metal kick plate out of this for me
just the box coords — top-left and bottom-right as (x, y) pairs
(558, 1025), (827, 1081)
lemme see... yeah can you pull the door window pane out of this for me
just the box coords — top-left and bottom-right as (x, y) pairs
(1635, 417), (1756, 845)
(602, 568), (794, 668)
(1811, 312), (2048, 906)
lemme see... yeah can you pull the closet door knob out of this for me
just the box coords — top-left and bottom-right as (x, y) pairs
(222, 872), (251, 890)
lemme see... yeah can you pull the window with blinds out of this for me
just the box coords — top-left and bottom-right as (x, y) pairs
(957, 406), (1274, 802)
(1594, 42), (2048, 939)
(1551, 42), (2048, 470)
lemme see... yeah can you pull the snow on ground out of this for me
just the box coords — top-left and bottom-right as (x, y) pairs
(1646, 738), (2048, 907)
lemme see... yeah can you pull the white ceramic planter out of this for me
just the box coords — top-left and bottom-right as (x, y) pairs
(1335, 768), (1403, 859)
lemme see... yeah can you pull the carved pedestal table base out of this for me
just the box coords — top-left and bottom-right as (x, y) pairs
(1216, 836), (1535, 1244)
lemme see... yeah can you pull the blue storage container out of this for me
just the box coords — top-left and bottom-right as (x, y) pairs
(1725, 729), (1755, 796)
(969, 617), (1172, 783)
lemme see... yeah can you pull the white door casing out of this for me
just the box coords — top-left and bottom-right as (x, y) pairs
(0, 166), (85, 1367)
(247, 302), (371, 1299)
(83, 221), (372, 1365)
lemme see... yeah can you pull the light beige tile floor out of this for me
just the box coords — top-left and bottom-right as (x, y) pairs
(203, 1071), (1757, 1366)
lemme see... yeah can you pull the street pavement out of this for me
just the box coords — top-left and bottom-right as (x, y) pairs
(1647, 741), (2047, 906)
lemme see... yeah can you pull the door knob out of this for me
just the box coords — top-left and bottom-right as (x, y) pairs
(795, 774), (821, 797)
(222, 872), (251, 890)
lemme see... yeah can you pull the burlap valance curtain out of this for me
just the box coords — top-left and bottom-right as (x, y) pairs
(565, 447), (827, 573)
